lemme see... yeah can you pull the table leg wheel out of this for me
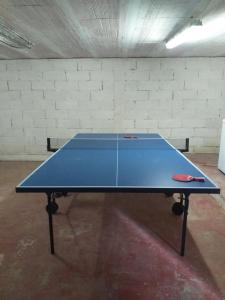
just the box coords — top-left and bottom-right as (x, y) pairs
(46, 202), (59, 214)
(172, 202), (184, 216)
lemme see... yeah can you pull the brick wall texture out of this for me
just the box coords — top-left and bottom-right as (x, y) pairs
(0, 58), (225, 159)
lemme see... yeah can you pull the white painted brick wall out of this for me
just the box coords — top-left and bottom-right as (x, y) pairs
(0, 58), (224, 159)
(126, 71), (149, 81)
(32, 80), (54, 90)
(102, 59), (136, 71)
(90, 71), (113, 81)
(78, 80), (102, 91)
(54, 80), (78, 90)
(19, 71), (42, 80)
(135, 120), (158, 129)
(150, 70), (174, 80)
(8, 80), (31, 90)
(77, 59), (101, 71)
(0, 61), (6, 71)
(43, 71), (66, 80)
(0, 71), (19, 80)
(66, 71), (89, 81)
(137, 58), (160, 71)
(7, 60), (32, 71)
(0, 81), (8, 90)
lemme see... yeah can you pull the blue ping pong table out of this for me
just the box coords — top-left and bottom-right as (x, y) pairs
(16, 133), (220, 256)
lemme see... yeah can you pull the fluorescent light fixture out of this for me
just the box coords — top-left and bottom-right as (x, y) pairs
(0, 18), (32, 49)
(166, 14), (225, 49)
(166, 20), (202, 49)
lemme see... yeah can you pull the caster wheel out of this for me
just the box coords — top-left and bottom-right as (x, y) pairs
(172, 202), (184, 216)
(165, 192), (174, 197)
(46, 202), (59, 214)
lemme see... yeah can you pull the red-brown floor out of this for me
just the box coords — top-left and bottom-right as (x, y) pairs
(0, 155), (225, 300)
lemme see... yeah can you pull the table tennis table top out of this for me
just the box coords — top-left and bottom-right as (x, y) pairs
(16, 133), (220, 194)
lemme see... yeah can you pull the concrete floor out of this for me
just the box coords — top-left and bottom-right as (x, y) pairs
(0, 154), (225, 300)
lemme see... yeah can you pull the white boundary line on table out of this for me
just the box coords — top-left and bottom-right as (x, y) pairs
(67, 137), (165, 141)
(16, 185), (218, 189)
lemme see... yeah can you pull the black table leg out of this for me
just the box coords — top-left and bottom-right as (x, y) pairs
(180, 193), (189, 256)
(46, 193), (55, 254)
(179, 193), (183, 204)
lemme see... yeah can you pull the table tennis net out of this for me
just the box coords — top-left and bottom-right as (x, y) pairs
(47, 137), (189, 152)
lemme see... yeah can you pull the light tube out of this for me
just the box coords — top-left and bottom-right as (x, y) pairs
(166, 14), (225, 49)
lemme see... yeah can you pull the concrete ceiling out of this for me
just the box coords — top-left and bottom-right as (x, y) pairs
(1, 0), (225, 59)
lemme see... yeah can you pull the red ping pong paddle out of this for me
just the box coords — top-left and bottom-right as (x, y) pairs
(172, 174), (205, 182)
(123, 135), (138, 139)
